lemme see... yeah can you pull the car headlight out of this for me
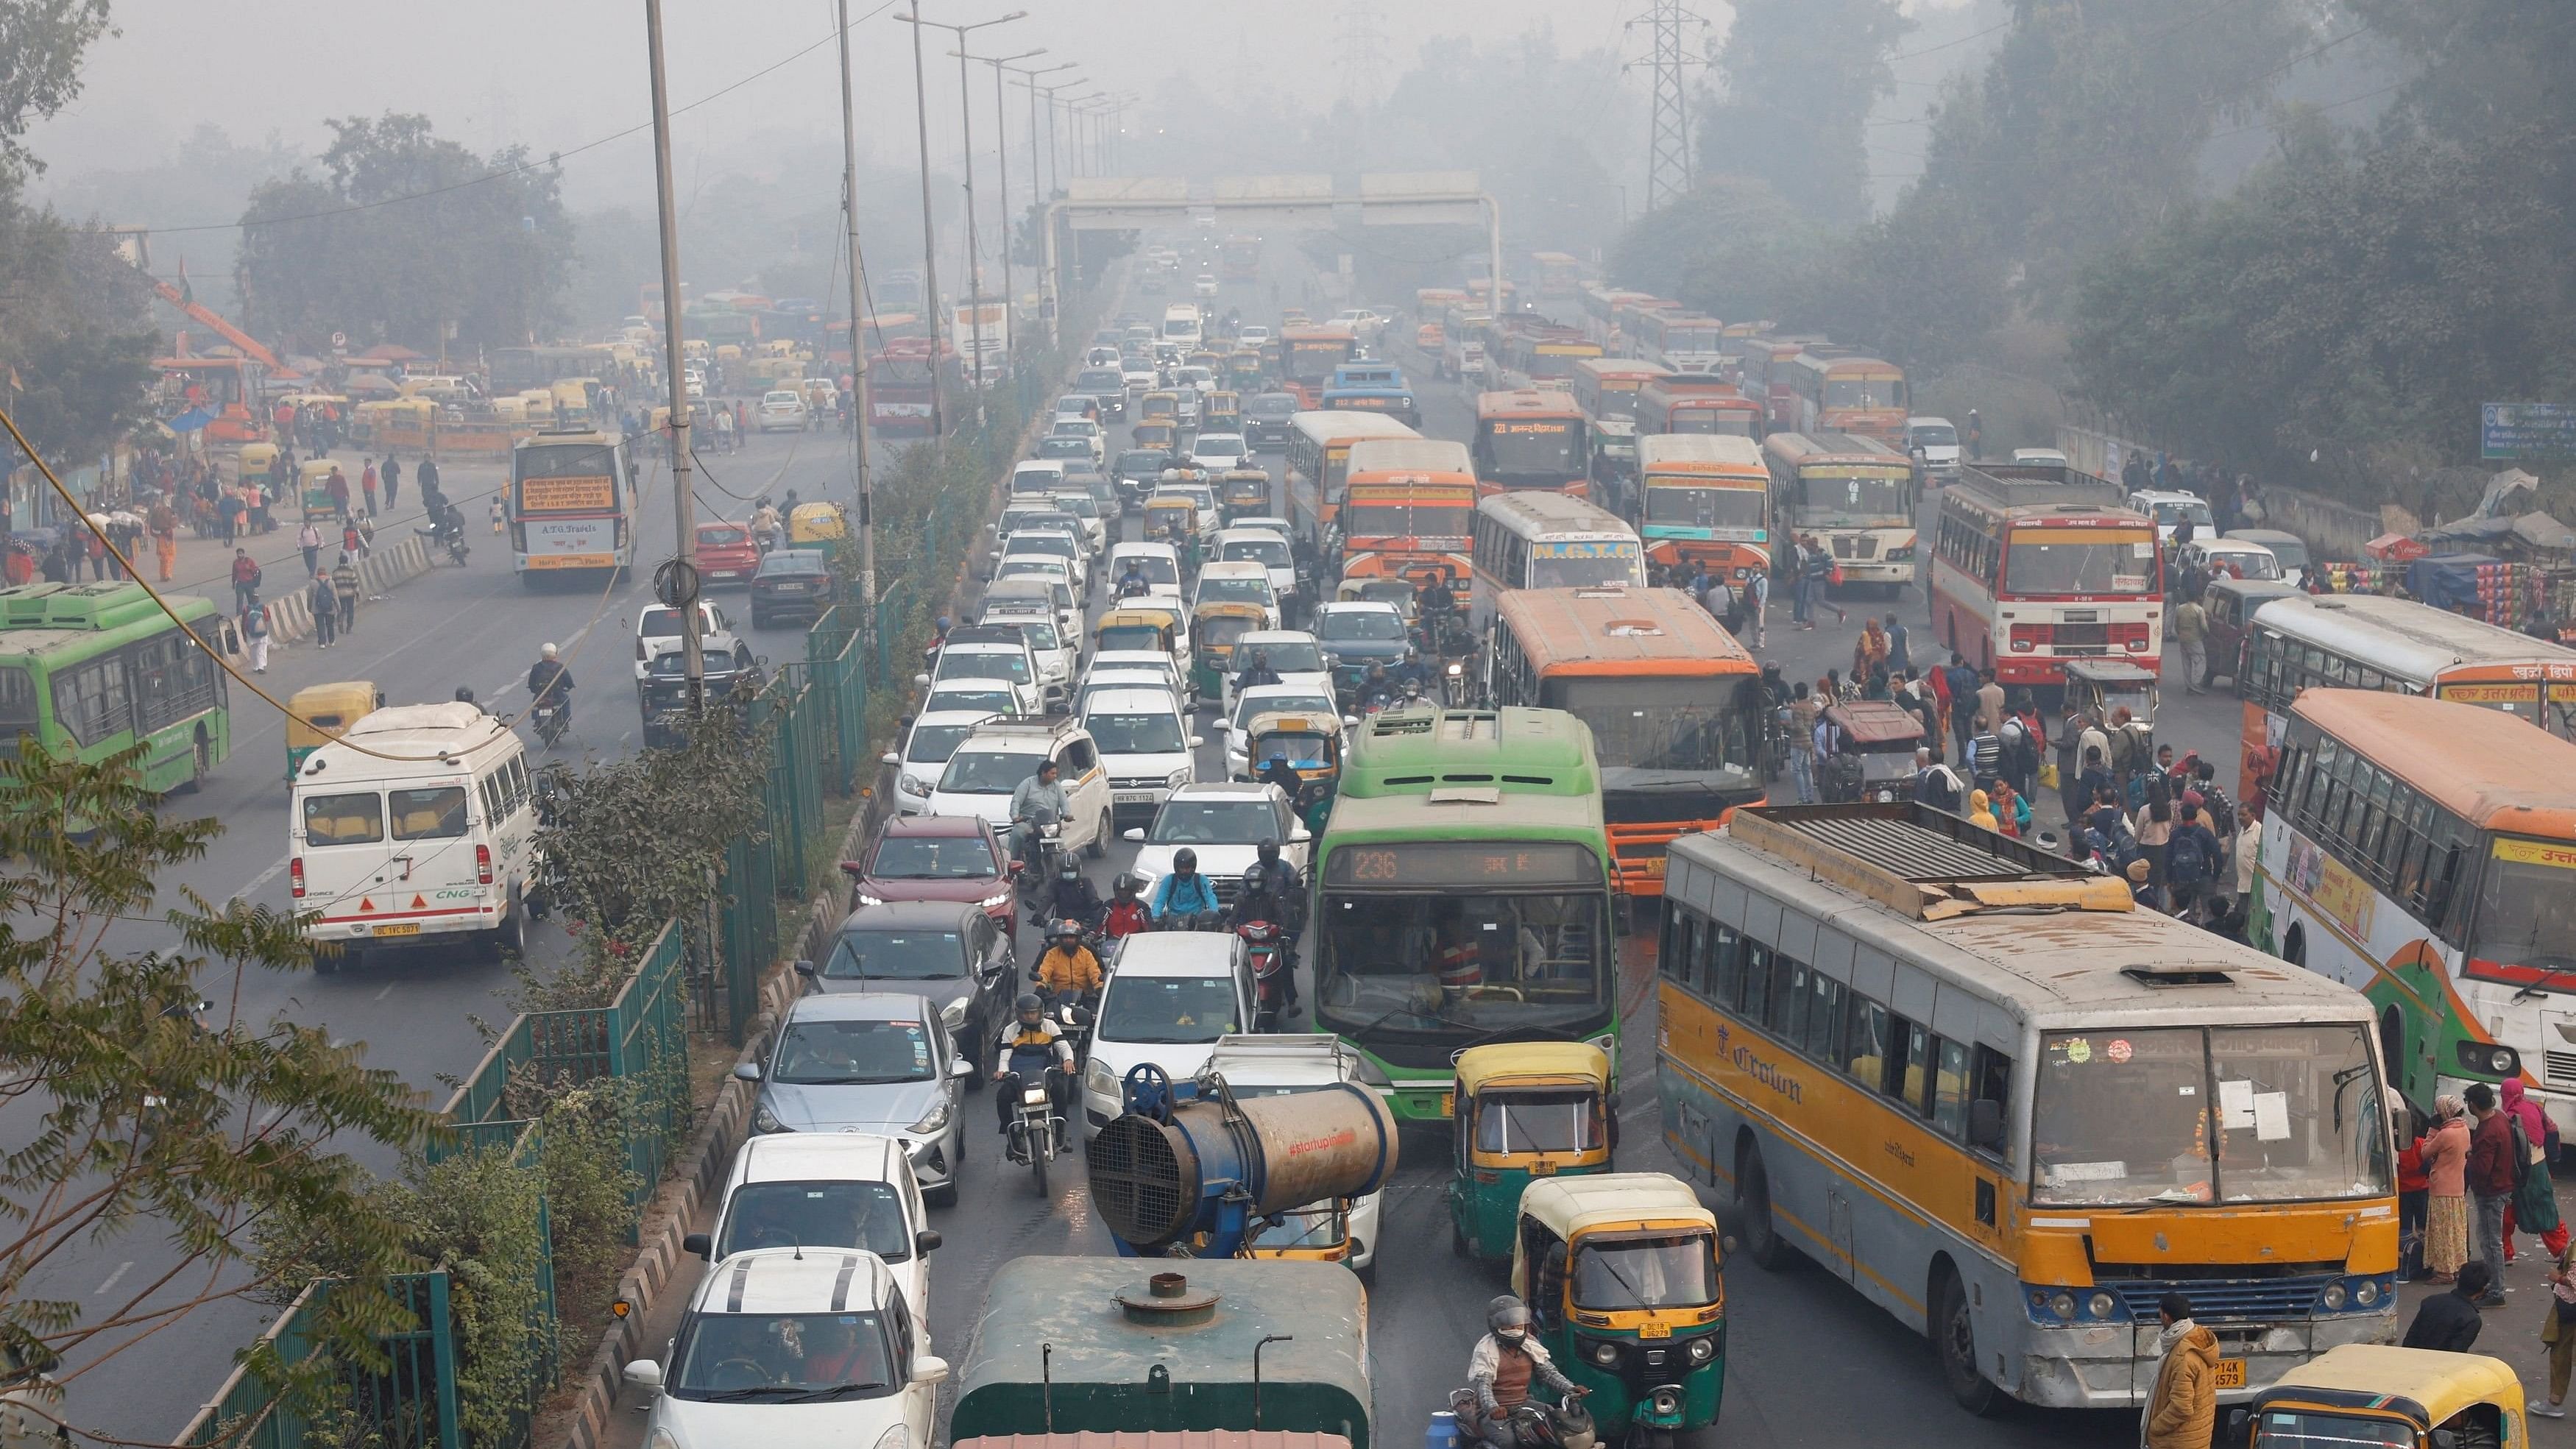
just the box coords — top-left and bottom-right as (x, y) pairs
(899, 773), (933, 797)
(1087, 1058), (1117, 1097)
(652, 1431), (684, 1449)
(856, 892), (888, 907)
(872, 1426), (908, 1449)
(1588, 1339), (1620, 1367)
(978, 889), (1013, 910)
(908, 1099), (953, 1136)
(752, 1102), (785, 1133)
(1167, 767), (1192, 789)
(1684, 1334), (1716, 1364)
(2319, 1282), (2346, 1311)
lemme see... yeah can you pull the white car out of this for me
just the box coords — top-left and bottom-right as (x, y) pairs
(1048, 491), (1109, 555)
(1907, 415), (1962, 475)
(1085, 651), (1189, 705)
(992, 556), (1081, 639)
(1048, 416), (1107, 466)
(1203, 1034), (1383, 1275)
(2129, 488), (2214, 545)
(684, 375), (707, 403)
(687, 1134), (938, 1321)
(633, 600), (748, 684)
(1173, 366), (1217, 396)
(1121, 782), (1311, 915)
(890, 708), (1005, 815)
(1221, 682), (1339, 780)
(1009, 459), (1069, 500)
(1074, 670), (1183, 720)
(803, 378), (842, 414)
(1081, 687), (1201, 826)
(1192, 560), (1281, 630)
(757, 389), (810, 431)
(1330, 308), (1386, 343)
(1002, 528), (1090, 597)
(919, 679), (1024, 722)
(977, 603), (1078, 696)
(923, 718), (1114, 860)
(1237, 325), (1272, 347)
(1085, 345), (1121, 367)
(1211, 530), (1296, 609)
(1220, 630), (1331, 718)
(1121, 359), (1158, 393)
(1104, 542), (1185, 603)
(1188, 433), (1251, 472)
(1080, 931), (1254, 1138)
(1193, 273), (1218, 298)
(924, 628), (1051, 717)
(623, 1248), (945, 1448)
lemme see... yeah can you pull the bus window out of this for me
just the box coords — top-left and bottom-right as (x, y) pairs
(1931, 1038), (1971, 1138)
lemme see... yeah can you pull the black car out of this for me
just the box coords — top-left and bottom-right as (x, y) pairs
(1072, 366), (1128, 418)
(749, 550), (840, 628)
(801, 900), (1016, 1075)
(1243, 392), (1301, 450)
(638, 652), (762, 748)
(1114, 448), (1177, 509)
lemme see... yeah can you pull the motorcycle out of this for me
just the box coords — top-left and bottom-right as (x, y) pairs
(1038, 988), (1097, 1060)
(530, 697), (569, 748)
(1239, 915), (1289, 1029)
(1001, 1059), (1068, 1196)
(1444, 1393), (1596, 1449)
(1011, 807), (1065, 905)
(421, 512), (470, 567)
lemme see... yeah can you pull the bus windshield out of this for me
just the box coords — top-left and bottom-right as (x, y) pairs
(1316, 888), (1609, 1041)
(1529, 548), (1639, 590)
(1796, 472), (1911, 525)
(2003, 531), (2157, 595)
(1485, 421), (1582, 479)
(1825, 378), (1905, 408)
(1643, 485), (1765, 531)
(2032, 1025), (2388, 1206)
(1551, 676), (1763, 801)
(1666, 411), (1757, 438)
(2469, 837), (2576, 980)
(1342, 504), (1473, 539)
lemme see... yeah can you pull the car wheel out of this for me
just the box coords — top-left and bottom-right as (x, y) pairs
(1085, 810), (1111, 859)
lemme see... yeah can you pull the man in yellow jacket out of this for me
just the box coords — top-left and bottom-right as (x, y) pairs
(2142, 1292), (2218, 1449)
(1033, 921), (1103, 999)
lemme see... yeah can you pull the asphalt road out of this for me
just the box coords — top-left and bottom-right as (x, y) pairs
(76, 249), (2264, 1446)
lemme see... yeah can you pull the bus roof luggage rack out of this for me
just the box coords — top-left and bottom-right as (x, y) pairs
(1729, 802), (2134, 921)
(1950, 463), (2124, 510)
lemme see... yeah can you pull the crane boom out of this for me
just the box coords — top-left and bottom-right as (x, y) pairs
(147, 278), (281, 371)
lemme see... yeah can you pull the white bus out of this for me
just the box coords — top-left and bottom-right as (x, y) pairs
(1468, 491), (1646, 600)
(1660, 802), (2396, 1414)
(509, 429), (637, 585)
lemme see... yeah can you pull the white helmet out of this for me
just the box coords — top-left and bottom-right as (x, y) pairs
(541, 642), (559, 659)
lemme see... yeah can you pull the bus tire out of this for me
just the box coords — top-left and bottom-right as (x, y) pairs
(1933, 1265), (2001, 1416)
(1733, 1140), (1790, 1270)
(178, 726), (211, 794)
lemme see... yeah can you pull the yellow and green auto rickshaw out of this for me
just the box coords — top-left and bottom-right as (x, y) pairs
(1241, 710), (1343, 791)
(1142, 494), (1203, 562)
(297, 458), (347, 522)
(285, 680), (382, 782)
(1447, 1041), (1615, 1259)
(234, 441), (281, 491)
(1219, 468), (1273, 525)
(1203, 389), (1243, 435)
(1137, 389), (1183, 424)
(1510, 1173), (1727, 1449)
(1239, 1200), (1356, 1269)
(786, 500), (847, 552)
(1188, 348), (1225, 375)
(1227, 350), (1264, 392)
(1132, 419), (1180, 454)
(2232, 1345), (2524, 1449)
(1190, 600), (1268, 699)
(1093, 606), (1180, 660)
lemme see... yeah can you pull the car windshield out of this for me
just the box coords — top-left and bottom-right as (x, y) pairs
(1100, 974), (1242, 1045)
(763, 392), (802, 406)
(823, 929), (964, 982)
(639, 607), (693, 639)
(902, 722), (980, 766)
(1197, 437), (1246, 459)
(670, 1311), (894, 1399)
(1474, 1088), (1603, 1154)
(770, 1017), (938, 1085)
(1571, 1234), (1719, 1311)
(1250, 395), (1298, 419)
(2250, 1412), (2414, 1449)
(757, 557), (824, 578)
(1008, 534), (1076, 559)
(2151, 498), (2215, 528)
(2004, 531), (2158, 595)
(1247, 1204), (1347, 1251)
(2032, 1025), (2391, 1205)
(927, 686), (1016, 715)
(1198, 577), (1273, 606)
(1150, 798), (1280, 843)
(936, 649), (1030, 684)
(997, 560), (1066, 586)
(938, 750), (1038, 794)
(715, 1181), (912, 1262)
(1911, 423), (1958, 447)
(1038, 439), (1090, 459)
(1086, 711), (1188, 756)
(868, 834), (994, 878)
(1220, 536), (1293, 569)
(990, 616), (1062, 651)
(1318, 609), (1404, 642)
(700, 526), (749, 548)
(1114, 554), (1181, 585)
(1239, 641), (1326, 674)
(1234, 692), (1336, 732)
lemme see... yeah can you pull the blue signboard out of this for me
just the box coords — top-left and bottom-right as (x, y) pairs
(2480, 403), (2576, 460)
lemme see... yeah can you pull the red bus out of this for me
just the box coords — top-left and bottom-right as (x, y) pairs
(1471, 389), (1590, 499)
(1924, 463), (2165, 687)
(1736, 336), (1826, 432)
(868, 338), (946, 437)
(1633, 378), (1763, 439)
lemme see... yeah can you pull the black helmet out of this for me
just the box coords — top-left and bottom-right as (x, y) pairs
(453, 686), (475, 704)
(1256, 839), (1281, 863)
(1058, 854), (1080, 879)
(1172, 848), (1198, 873)
(1488, 1294), (1532, 1336)
(1113, 871), (1142, 896)
(1050, 918), (1083, 940)
(1014, 992), (1044, 1016)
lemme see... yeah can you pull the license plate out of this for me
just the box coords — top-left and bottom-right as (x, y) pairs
(1638, 1322), (1671, 1340)
(372, 922), (421, 938)
(2213, 1359), (2245, 1390)
(1643, 858), (1669, 878)
(1114, 792), (1153, 804)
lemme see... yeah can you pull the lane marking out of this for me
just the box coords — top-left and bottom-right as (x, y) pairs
(93, 1261), (133, 1296)
(232, 855), (290, 904)
(374, 982), (397, 1002)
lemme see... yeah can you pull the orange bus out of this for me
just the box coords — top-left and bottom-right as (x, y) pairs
(1786, 350), (1908, 445)
(1633, 378), (1763, 439)
(1569, 358), (1671, 425)
(1471, 389), (1590, 498)
(1738, 335), (1825, 433)
(1279, 325), (1358, 403)
(1487, 587), (1769, 896)
(1337, 437), (1478, 602)
(1528, 251), (1585, 300)
(1282, 410), (1422, 552)
(1636, 433), (1772, 582)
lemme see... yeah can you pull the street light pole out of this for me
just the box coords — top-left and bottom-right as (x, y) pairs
(1002, 62), (1075, 349)
(960, 46), (1046, 379)
(837, 0), (875, 645)
(902, 3), (946, 441)
(643, 0), (703, 712)
(897, 10), (1024, 430)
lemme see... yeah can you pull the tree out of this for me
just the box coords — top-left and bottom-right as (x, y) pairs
(235, 114), (574, 354)
(0, 196), (157, 464)
(1608, 175), (1829, 324)
(1698, 0), (1912, 227)
(0, 0), (113, 182)
(1783, 186), (2010, 374)
(0, 740), (440, 1436)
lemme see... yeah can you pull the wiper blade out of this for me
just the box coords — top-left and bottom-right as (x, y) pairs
(693, 1386), (791, 1402)
(777, 1384), (885, 1402)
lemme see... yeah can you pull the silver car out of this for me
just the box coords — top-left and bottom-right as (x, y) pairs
(738, 993), (974, 1205)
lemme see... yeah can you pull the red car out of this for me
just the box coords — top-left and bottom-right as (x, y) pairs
(696, 520), (762, 586)
(841, 813), (1018, 932)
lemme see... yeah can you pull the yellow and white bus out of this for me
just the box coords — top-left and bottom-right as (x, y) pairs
(1468, 492), (1646, 604)
(1659, 803), (2396, 1415)
(2254, 688), (2576, 1135)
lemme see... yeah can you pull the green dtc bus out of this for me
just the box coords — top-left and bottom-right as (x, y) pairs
(0, 582), (232, 793)
(1311, 706), (1618, 1122)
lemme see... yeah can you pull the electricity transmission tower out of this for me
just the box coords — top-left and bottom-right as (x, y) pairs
(1627, 1), (1712, 213)
(1334, 2), (1388, 111)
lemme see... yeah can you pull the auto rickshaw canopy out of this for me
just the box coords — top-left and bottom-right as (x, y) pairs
(788, 501), (847, 545)
(1143, 495), (1201, 534)
(1097, 603), (1184, 647)
(2248, 1345), (2522, 1442)
(1821, 699), (1924, 750)
(1138, 390), (1183, 421)
(1456, 1041), (1613, 1099)
(1220, 470), (1271, 509)
(1192, 599), (1268, 645)
(2064, 658), (2159, 726)
(1514, 1172), (1718, 1248)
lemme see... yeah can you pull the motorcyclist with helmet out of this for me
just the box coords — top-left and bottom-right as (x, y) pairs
(1355, 662), (1399, 713)
(1115, 556), (1153, 600)
(991, 991), (1075, 1149)
(1458, 1295), (1584, 1449)
(1230, 839), (1305, 1009)
(1044, 855), (1105, 932)
(1033, 918), (1104, 1007)
(1150, 847), (1223, 929)
(1102, 874), (1155, 939)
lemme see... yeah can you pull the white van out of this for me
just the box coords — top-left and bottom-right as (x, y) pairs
(289, 703), (543, 969)
(1161, 303), (1203, 350)
(1010, 460), (1068, 500)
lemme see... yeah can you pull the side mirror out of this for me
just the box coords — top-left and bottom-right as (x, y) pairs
(910, 1355), (952, 1387)
(622, 1360), (664, 1392)
(1122, 826), (1146, 842)
(756, 656), (769, 669)
(732, 1061), (763, 1083)
(1005, 860), (1025, 876)
(2226, 1410), (2249, 1442)
(1289, 824), (1311, 843)
(839, 860), (868, 879)
(916, 1229), (944, 1254)
(1188, 734), (1206, 748)
(793, 959), (816, 977)
(880, 749), (902, 768)
(949, 1056), (975, 1080)
(1342, 715), (1359, 727)
(1969, 1098), (2006, 1151)
(913, 673), (933, 688)
(682, 1231), (712, 1259)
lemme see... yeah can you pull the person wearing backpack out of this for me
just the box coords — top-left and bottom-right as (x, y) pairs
(2504, 1079), (2569, 1264)
(2165, 802), (2222, 922)
(2134, 780), (2176, 911)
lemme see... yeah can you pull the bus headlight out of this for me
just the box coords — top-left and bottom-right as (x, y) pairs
(2087, 1292), (2117, 1319)
(2049, 1292), (2076, 1321)
(2320, 1283), (2346, 1310)
(2455, 1041), (2519, 1077)
(2354, 1279), (2379, 1307)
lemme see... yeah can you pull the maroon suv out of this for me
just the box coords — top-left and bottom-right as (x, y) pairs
(841, 814), (1017, 932)
(696, 520), (763, 586)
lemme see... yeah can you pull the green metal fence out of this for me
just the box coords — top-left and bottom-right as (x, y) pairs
(807, 603), (868, 796)
(179, 1274), (461, 1449)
